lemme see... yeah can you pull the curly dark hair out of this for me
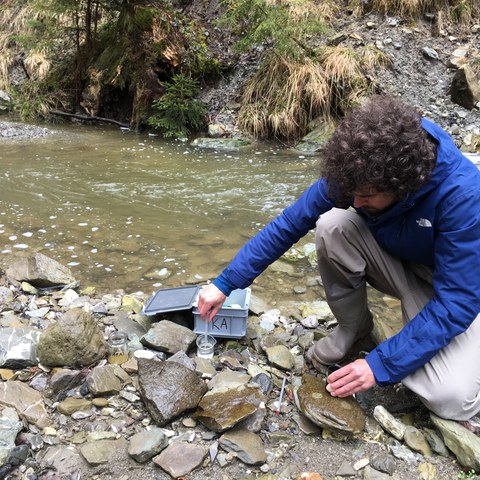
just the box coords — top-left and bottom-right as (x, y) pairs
(321, 95), (437, 205)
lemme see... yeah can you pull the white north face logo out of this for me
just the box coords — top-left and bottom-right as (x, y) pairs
(416, 218), (432, 227)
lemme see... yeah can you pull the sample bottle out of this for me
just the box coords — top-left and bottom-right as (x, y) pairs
(107, 331), (129, 364)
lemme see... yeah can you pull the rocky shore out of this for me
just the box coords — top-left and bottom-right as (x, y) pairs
(0, 253), (479, 480)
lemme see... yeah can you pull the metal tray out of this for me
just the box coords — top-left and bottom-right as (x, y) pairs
(142, 285), (201, 316)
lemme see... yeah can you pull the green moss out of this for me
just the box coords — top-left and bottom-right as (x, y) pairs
(132, 6), (156, 31)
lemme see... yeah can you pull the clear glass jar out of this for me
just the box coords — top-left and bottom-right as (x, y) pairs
(107, 331), (129, 364)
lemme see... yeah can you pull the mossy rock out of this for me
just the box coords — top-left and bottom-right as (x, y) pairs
(191, 137), (252, 150)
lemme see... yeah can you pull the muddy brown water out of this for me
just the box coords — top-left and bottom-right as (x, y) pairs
(0, 123), (320, 299)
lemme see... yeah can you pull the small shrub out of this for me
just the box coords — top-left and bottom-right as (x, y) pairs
(148, 74), (206, 139)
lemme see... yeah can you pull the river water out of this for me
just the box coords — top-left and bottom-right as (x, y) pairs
(0, 123), (320, 298)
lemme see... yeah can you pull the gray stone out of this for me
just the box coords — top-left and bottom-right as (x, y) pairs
(373, 405), (406, 440)
(363, 465), (391, 480)
(0, 287), (14, 306)
(421, 46), (439, 61)
(0, 407), (23, 465)
(6, 253), (75, 287)
(46, 368), (84, 400)
(404, 425), (432, 457)
(128, 427), (169, 463)
(291, 413), (322, 435)
(389, 441), (422, 464)
(219, 428), (267, 465)
(208, 123), (227, 137)
(0, 381), (51, 428)
(38, 446), (89, 477)
(265, 344), (295, 370)
(249, 294), (269, 316)
(296, 374), (365, 435)
(451, 64), (480, 110)
(335, 460), (356, 476)
(38, 308), (107, 367)
(167, 350), (196, 370)
(207, 370), (251, 392)
(300, 315), (319, 329)
(0, 327), (41, 368)
(138, 357), (207, 426)
(56, 398), (92, 416)
(299, 301), (333, 321)
(424, 427), (450, 457)
(86, 365), (123, 395)
(112, 311), (147, 339)
(370, 452), (396, 475)
(80, 438), (126, 465)
(430, 413), (480, 469)
(141, 320), (197, 354)
(153, 441), (207, 477)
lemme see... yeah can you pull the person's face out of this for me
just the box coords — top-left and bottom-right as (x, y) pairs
(352, 187), (398, 216)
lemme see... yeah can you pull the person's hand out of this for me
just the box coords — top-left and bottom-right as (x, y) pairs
(197, 283), (226, 321)
(325, 359), (376, 397)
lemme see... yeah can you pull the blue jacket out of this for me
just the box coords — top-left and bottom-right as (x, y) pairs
(214, 119), (480, 385)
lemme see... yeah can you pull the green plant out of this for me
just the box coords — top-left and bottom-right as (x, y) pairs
(147, 74), (206, 139)
(457, 468), (477, 479)
(220, 0), (330, 59)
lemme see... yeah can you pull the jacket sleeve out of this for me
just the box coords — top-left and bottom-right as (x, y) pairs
(213, 179), (335, 295)
(367, 186), (480, 385)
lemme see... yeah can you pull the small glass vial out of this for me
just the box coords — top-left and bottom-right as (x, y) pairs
(196, 334), (217, 359)
(107, 331), (129, 364)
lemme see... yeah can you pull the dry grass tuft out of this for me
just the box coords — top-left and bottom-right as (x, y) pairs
(239, 42), (388, 140)
(24, 51), (51, 80)
(239, 56), (331, 140)
(353, 0), (478, 21)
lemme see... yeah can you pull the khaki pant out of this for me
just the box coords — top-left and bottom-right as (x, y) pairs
(315, 208), (480, 420)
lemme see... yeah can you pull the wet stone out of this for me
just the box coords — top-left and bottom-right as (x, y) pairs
(195, 385), (265, 432)
(296, 374), (365, 435)
(137, 357), (207, 426)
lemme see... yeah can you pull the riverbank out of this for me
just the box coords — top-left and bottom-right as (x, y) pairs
(0, 253), (477, 479)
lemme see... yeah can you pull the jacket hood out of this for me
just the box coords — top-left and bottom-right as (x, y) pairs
(403, 118), (464, 205)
